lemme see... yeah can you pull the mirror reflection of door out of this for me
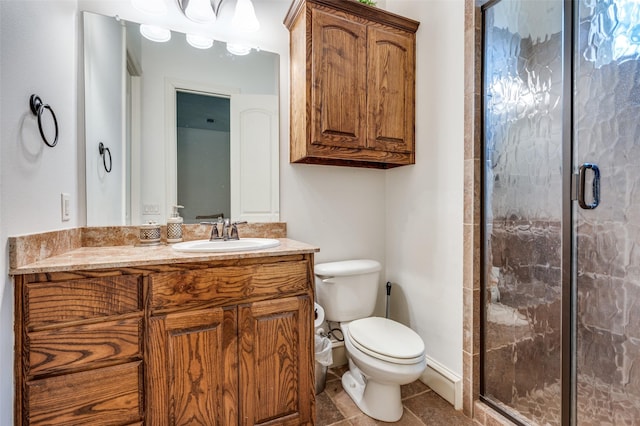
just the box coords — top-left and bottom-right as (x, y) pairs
(176, 91), (231, 224)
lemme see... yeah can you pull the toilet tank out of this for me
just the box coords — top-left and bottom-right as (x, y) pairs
(314, 259), (381, 322)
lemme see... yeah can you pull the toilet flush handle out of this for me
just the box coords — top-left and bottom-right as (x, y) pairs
(316, 274), (335, 284)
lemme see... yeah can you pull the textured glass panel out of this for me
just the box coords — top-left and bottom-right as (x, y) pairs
(582, 0), (640, 68)
(575, 0), (640, 423)
(482, 1), (564, 425)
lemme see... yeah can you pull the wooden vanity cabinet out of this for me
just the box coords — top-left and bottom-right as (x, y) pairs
(146, 255), (315, 426)
(15, 272), (145, 426)
(146, 305), (238, 425)
(285, 0), (419, 169)
(15, 253), (315, 426)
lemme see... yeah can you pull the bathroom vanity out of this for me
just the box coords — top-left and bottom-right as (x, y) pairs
(11, 230), (318, 426)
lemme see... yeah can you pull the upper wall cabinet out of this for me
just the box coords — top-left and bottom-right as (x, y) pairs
(284, 0), (419, 169)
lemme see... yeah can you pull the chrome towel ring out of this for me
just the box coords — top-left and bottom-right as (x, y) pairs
(29, 94), (59, 148)
(98, 142), (112, 173)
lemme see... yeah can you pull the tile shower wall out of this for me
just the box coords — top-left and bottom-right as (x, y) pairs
(485, 221), (562, 403)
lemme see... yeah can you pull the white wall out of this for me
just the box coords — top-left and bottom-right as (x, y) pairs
(0, 1), (80, 424)
(0, 1), (466, 423)
(383, 0), (465, 376)
(0, 3), (5, 425)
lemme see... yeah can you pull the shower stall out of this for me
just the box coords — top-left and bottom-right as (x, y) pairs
(481, 0), (640, 424)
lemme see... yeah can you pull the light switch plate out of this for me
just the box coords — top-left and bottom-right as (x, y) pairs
(61, 193), (71, 221)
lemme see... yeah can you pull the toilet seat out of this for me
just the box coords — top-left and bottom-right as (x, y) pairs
(347, 317), (425, 365)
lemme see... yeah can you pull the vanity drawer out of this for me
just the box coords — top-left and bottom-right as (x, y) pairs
(24, 275), (142, 329)
(149, 261), (310, 312)
(25, 361), (143, 426)
(26, 316), (143, 377)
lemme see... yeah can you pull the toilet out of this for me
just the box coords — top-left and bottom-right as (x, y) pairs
(315, 259), (427, 422)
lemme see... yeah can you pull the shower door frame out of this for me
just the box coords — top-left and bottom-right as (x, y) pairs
(478, 1), (575, 424)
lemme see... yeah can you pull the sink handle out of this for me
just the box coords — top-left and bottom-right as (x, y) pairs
(200, 221), (223, 241)
(229, 221), (247, 240)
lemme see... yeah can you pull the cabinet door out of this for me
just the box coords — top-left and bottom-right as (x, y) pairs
(147, 307), (238, 426)
(239, 296), (314, 426)
(311, 9), (367, 149)
(367, 26), (415, 156)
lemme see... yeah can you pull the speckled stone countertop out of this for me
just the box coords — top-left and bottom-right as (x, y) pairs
(9, 223), (319, 274)
(10, 238), (319, 274)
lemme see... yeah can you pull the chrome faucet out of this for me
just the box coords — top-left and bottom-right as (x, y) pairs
(202, 218), (247, 241)
(201, 218), (224, 241)
(222, 219), (232, 240)
(223, 219), (247, 240)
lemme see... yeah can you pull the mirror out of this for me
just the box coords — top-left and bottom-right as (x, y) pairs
(83, 11), (279, 226)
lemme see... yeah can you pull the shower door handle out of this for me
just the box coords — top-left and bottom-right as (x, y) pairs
(577, 163), (600, 209)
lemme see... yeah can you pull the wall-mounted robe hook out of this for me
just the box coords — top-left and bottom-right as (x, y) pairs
(29, 94), (59, 147)
(98, 142), (112, 173)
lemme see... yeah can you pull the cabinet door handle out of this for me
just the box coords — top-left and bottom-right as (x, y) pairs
(577, 163), (600, 210)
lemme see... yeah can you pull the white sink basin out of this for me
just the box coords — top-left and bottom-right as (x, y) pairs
(171, 238), (280, 253)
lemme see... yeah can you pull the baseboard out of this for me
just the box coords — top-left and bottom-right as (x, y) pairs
(420, 355), (462, 410)
(329, 339), (348, 368)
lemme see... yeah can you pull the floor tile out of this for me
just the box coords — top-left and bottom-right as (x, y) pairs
(323, 420), (352, 426)
(403, 391), (474, 425)
(400, 379), (431, 400)
(324, 377), (363, 419)
(316, 391), (345, 425)
(326, 368), (343, 383)
(348, 409), (425, 426)
(317, 368), (472, 426)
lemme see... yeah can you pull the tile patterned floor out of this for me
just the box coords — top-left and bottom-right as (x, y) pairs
(317, 366), (473, 425)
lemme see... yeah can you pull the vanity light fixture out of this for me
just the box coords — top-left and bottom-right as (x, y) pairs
(232, 0), (260, 33)
(226, 42), (251, 56)
(132, 0), (167, 15)
(140, 24), (172, 42)
(186, 33), (214, 49)
(178, 0), (219, 24)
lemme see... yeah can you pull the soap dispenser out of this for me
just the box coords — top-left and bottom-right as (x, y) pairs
(167, 205), (184, 243)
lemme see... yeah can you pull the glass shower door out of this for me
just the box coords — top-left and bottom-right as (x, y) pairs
(482, 1), (565, 424)
(573, 0), (640, 423)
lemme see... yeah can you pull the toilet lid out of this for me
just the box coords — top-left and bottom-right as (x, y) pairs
(347, 317), (425, 363)
(314, 259), (381, 277)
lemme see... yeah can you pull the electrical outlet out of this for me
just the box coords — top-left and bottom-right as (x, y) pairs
(143, 204), (160, 215)
(61, 193), (71, 221)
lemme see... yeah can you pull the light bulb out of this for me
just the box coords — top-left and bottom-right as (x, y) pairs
(186, 34), (214, 49)
(140, 24), (171, 42)
(183, 0), (216, 23)
(227, 42), (251, 56)
(232, 0), (260, 33)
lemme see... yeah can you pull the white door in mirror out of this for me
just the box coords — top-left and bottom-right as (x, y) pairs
(171, 238), (280, 253)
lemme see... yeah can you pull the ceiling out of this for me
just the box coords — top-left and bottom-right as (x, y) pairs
(176, 91), (230, 132)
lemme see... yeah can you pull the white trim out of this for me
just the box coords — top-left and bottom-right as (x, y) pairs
(420, 355), (462, 410)
(120, 26), (128, 225)
(129, 75), (142, 224)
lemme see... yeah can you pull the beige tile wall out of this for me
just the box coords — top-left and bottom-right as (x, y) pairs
(463, 1), (516, 424)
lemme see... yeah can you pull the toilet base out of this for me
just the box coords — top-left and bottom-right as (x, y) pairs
(341, 370), (403, 422)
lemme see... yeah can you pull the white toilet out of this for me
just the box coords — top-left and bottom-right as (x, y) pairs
(315, 259), (426, 422)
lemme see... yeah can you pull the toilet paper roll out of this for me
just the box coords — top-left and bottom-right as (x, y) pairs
(314, 302), (325, 328)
